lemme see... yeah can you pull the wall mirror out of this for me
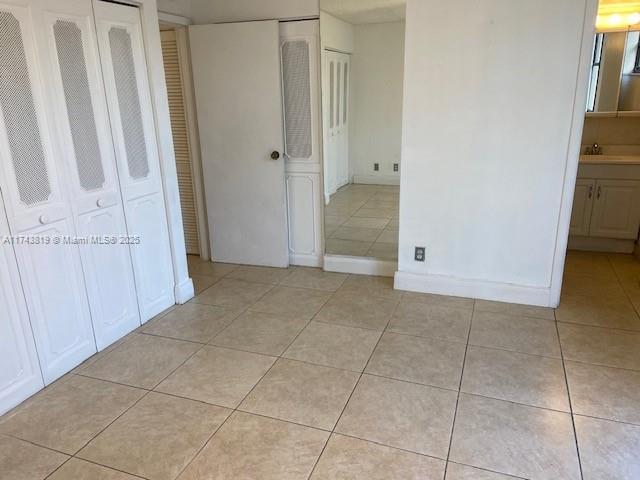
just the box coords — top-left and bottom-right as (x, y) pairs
(587, 29), (640, 114)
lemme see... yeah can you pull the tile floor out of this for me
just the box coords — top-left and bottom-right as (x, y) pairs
(2, 251), (640, 479)
(324, 183), (399, 260)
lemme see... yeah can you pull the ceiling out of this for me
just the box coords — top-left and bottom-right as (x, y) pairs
(320, 0), (406, 25)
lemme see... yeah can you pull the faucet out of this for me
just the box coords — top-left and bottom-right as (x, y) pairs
(584, 143), (602, 155)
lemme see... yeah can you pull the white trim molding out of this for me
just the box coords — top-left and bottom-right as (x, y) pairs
(394, 271), (553, 307)
(352, 174), (400, 186)
(324, 255), (397, 277)
(158, 11), (191, 26)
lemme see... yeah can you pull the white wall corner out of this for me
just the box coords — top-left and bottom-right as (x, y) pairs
(175, 277), (195, 304)
(394, 271), (553, 307)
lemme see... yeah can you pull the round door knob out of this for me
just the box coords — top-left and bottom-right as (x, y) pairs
(270, 151), (280, 160)
(38, 215), (49, 225)
(97, 198), (106, 208)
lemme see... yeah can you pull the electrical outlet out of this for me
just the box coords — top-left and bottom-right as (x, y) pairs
(393, 163), (399, 172)
(415, 247), (426, 262)
(374, 163), (379, 171)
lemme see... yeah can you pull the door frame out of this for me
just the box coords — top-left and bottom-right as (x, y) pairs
(104, 0), (194, 302)
(159, 13), (210, 261)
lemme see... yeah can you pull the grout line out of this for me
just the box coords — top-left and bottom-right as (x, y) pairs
(556, 312), (585, 480)
(442, 299), (475, 478)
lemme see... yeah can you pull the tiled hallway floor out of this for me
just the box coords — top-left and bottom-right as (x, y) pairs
(2, 252), (640, 479)
(324, 184), (399, 260)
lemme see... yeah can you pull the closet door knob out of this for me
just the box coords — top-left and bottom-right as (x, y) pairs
(39, 215), (49, 225)
(97, 198), (106, 208)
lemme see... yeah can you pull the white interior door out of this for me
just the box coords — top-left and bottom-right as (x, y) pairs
(94, 0), (175, 322)
(189, 20), (289, 268)
(34, 0), (140, 350)
(0, 0), (96, 383)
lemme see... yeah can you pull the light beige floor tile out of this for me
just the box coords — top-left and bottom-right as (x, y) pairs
(188, 261), (239, 278)
(0, 376), (144, 454)
(375, 228), (399, 244)
(556, 293), (640, 330)
(142, 303), (240, 343)
(226, 265), (294, 285)
(156, 346), (275, 408)
(338, 275), (401, 300)
(445, 463), (523, 479)
(325, 215), (348, 229)
(335, 375), (457, 458)
(469, 311), (561, 357)
(341, 216), (390, 229)
(564, 251), (617, 279)
(450, 394), (580, 480)
(558, 323), (640, 370)
(192, 278), (273, 308)
(48, 458), (139, 480)
(284, 322), (381, 372)
(325, 238), (373, 256)
(78, 392), (230, 480)
(240, 359), (359, 430)
(178, 411), (328, 480)
(388, 300), (472, 343)
(474, 299), (555, 320)
(367, 242), (399, 260)
(388, 216), (399, 228)
(561, 272), (626, 297)
(461, 346), (569, 411)
(565, 361), (640, 424)
(249, 286), (332, 319)
(354, 207), (396, 219)
(280, 267), (348, 291)
(314, 291), (399, 331)
(80, 334), (201, 389)
(191, 274), (219, 295)
(575, 415), (640, 480)
(210, 310), (309, 356)
(366, 332), (466, 390)
(0, 434), (68, 479)
(311, 434), (445, 480)
(401, 291), (475, 310)
(331, 226), (383, 242)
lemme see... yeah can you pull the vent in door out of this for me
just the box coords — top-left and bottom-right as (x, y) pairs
(108, 27), (149, 180)
(54, 20), (105, 191)
(282, 40), (312, 159)
(0, 12), (51, 205)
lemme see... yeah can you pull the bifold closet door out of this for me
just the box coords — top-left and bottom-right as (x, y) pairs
(0, 194), (43, 415)
(33, 0), (141, 350)
(93, 0), (175, 322)
(0, 0), (96, 383)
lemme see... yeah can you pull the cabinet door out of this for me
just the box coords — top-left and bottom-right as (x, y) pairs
(94, 0), (175, 321)
(0, 196), (43, 415)
(569, 179), (595, 236)
(590, 179), (640, 239)
(34, 0), (141, 350)
(0, 1), (96, 384)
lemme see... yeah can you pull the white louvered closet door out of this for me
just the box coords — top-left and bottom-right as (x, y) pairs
(161, 29), (199, 255)
(0, 0), (96, 384)
(93, 0), (174, 322)
(32, 0), (141, 350)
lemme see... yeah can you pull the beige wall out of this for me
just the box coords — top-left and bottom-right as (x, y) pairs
(582, 116), (640, 145)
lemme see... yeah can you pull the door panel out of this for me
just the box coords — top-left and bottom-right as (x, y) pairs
(590, 180), (640, 239)
(0, 195), (43, 415)
(35, 0), (140, 349)
(190, 20), (288, 267)
(0, 1), (96, 383)
(569, 179), (594, 236)
(93, 0), (175, 321)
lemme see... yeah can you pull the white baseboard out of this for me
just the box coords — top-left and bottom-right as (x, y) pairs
(324, 255), (397, 277)
(290, 253), (323, 268)
(352, 175), (400, 186)
(568, 236), (634, 254)
(394, 271), (554, 307)
(175, 278), (195, 304)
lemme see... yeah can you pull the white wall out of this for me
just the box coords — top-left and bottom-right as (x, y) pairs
(320, 11), (354, 53)
(157, 0), (192, 18)
(396, 0), (597, 306)
(350, 21), (404, 183)
(191, 0), (319, 24)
